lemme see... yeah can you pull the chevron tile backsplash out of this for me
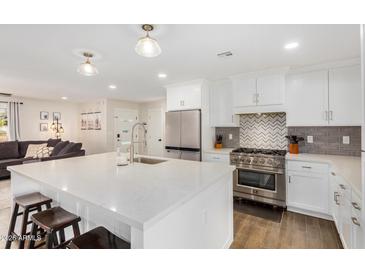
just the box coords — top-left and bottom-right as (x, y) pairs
(240, 112), (287, 150)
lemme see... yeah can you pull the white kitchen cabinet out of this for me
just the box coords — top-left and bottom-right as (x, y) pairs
(231, 71), (286, 113)
(232, 77), (257, 107)
(203, 152), (230, 163)
(209, 80), (239, 127)
(287, 160), (329, 215)
(166, 81), (203, 111)
(286, 64), (361, 126)
(256, 74), (285, 106)
(328, 65), (362, 125)
(286, 70), (329, 126)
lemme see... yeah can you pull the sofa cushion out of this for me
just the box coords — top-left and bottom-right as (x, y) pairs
(34, 146), (54, 159)
(51, 141), (69, 156)
(47, 138), (61, 147)
(25, 143), (48, 158)
(18, 140), (47, 158)
(0, 141), (19, 160)
(57, 142), (82, 156)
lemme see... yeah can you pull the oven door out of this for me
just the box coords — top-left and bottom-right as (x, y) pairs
(233, 168), (286, 202)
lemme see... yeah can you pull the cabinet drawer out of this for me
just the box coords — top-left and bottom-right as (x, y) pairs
(204, 153), (230, 163)
(287, 160), (328, 174)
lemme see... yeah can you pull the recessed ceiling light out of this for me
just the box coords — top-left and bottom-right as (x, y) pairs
(284, 42), (299, 50)
(61, 96), (68, 100)
(158, 73), (167, 79)
(108, 84), (117, 89)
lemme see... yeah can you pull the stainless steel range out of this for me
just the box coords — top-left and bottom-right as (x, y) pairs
(230, 148), (287, 207)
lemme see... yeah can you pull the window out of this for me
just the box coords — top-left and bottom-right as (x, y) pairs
(0, 103), (8, 142)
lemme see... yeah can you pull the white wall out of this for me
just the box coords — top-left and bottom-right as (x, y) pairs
(1, 96), (79, 142)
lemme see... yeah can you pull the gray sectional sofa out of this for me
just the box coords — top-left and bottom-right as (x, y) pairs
(0, 139), (85, 179)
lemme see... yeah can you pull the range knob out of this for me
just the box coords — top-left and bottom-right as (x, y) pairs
(267, 159), (273, 165)
(259, 158), (265, 164)
(245, 158), (252, 164)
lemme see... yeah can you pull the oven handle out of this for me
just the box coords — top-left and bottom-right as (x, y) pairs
(235, 167), (284, 175)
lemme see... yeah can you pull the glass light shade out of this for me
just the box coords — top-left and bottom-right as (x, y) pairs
(59, 127), (64, 133)
(77, 61), (98, 76)
(51, 123), (56, 130)
(135, 36), (161, 58)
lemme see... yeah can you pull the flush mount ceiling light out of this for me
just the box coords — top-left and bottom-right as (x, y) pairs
(135, 24), (161, 58)
(108, 84), (117, 89)
(284, 42), (299, 50)
(158, 73), (167, 79)
(77, 52), (98, 76)
(61, 96), (68, 100)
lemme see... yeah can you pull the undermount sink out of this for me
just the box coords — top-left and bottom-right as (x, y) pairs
(133, 157), (167, 165)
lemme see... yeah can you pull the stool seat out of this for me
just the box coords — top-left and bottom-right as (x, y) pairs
(14, 192), (52, 209)
(69, 226), (131, 249)
(31, 207), (81, 231)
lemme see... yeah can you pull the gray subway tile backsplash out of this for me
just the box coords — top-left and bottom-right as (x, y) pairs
(287, 126), (361, 157)
(215, 114), (361, 157)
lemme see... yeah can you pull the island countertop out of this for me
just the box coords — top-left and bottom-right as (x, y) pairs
(8, 152), (235, 230)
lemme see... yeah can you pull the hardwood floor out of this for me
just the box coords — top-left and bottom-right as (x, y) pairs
(231, 201), (343, 249)
(0, 179), (342, 249)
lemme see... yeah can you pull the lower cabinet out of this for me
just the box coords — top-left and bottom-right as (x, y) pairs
(330, 172), (363, 249)
(287, 161), (329, 215)
(203, 153), (230, 163)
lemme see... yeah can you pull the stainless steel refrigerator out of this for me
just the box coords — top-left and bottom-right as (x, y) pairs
(165, 110), (201, 161)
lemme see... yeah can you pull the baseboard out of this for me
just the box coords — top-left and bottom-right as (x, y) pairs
(287, 206), (332, 221)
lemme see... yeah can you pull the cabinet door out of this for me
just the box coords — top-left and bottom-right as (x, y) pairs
(286, 70), (329, 126)
(287, 172), (329, 214)
(232, 77), (257, 107)
(166, 88), (183, 111)
(210, 80), (238, 127)
(256, 74), (285, 106)
(328, 65), (361, 125)
(339, 196), (352, 248)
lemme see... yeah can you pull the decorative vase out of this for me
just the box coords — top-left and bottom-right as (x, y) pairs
(215, 143), (223, 149)
(289, 144), (299, 154)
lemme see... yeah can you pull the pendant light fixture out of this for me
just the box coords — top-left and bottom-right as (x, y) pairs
(77, 52), (98, 76)
(135, 24), (161, 58)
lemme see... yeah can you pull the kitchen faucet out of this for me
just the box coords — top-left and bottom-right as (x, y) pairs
(129, 122), (147, 163)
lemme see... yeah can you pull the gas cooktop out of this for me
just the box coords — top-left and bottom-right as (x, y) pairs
(231, 147), (287, 156)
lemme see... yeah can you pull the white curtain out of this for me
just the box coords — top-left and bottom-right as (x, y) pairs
(8, 102), (21, 141)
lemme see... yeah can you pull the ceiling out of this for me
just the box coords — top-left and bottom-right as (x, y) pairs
(0, 24), (360, 102)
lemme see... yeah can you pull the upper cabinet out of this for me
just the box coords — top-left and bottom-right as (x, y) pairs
(209, 80), (239, 127)
(231, 70), (286, 114)
(328, 65), (362, 126)
(286, 63), (361, 126)
(166, 80), (204, 111)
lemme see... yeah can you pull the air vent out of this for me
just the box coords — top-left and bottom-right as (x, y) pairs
(217, 51), (233, 58)
(0, 92), (12, 97)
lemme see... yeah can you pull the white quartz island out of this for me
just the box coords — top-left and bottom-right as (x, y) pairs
(8, 152), (235, 248)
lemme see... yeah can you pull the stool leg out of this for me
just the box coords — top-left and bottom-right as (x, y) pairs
(45, 232), (53, 249)
(45, 201), (51, 209)
(18, 208), (30, 249)
(53, 232), (59, 247)
(5, 203), (19, 249)
(72, 222), (81, 237)
(28, 223), (38, 249)
(59, 229), (66, 244)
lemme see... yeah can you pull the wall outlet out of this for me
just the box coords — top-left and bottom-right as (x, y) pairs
(307, 136), (314, 143)
(229, 134), (233, 140)
(343, 136), (350, 145)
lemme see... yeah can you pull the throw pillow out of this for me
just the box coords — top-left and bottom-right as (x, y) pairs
(34, 146), (54, 159)
(51, 141), (69, 156)
(47, 138), (61, 147)
(57, 142), (75, 156)
(24, 143), (47, 158)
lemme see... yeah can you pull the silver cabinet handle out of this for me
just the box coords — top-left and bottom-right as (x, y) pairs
(352, 217), (361, 226)
(334, 192), (340, 205)
(256, 93), (260, 103)
(329, 110), (333, 121)
(339, 184), (346, 190)
(288, 176), (292, 183)
(352, 202), (361, 210)
(331, 172), (336, 176)
(301, 166), (312, 169)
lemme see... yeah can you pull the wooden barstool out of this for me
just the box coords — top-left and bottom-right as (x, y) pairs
(68, 226), (130, 249)
(28, 206), (81, 249)
(5, 192), (52, 249)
